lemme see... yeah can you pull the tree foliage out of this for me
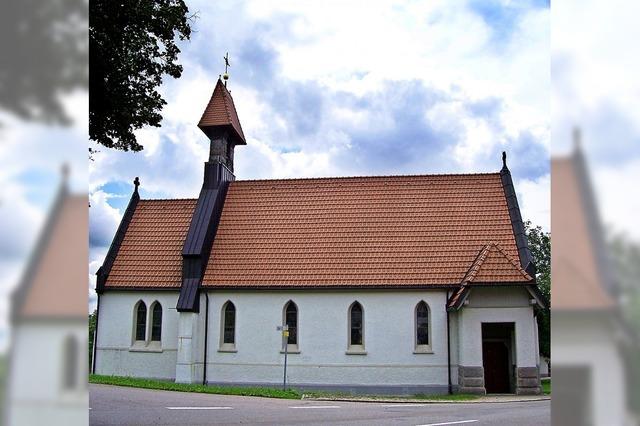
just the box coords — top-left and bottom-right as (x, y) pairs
(0, 0), (87, 124)
(89, 309), (97, 368)
(89, 0), (193, 151)
(525, 220), (550, 358)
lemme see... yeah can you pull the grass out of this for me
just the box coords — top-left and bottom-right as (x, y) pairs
(0, 354), (6, 409)
(90, 374), (482, 402)
(541, 379), (551, 395)
(89, 375), (302, 400)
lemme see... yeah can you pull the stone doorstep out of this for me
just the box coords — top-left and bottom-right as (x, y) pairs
(304, 395), (551, 404)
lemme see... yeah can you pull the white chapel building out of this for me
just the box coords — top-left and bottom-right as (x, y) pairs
(92, 77), (546, 395)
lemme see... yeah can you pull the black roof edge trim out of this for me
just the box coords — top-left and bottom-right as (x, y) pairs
(500, 162), (537, 276)
(96, 184), (140, 294)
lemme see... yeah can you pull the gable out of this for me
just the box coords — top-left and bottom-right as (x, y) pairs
(105, 199), (197, 288)
(13, 191), (88, 320)
(552, 155), (614, 310)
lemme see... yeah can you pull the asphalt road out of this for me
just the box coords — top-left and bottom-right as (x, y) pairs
(89, 384), (550, 426)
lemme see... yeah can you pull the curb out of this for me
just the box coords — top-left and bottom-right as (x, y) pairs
(303, 395), (551, 404)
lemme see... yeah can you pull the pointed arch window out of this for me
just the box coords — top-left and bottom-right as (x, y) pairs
(219, 301), (237, 351)
(415, 301), (432, 353)
(151, 302), (162, 341)
(135, 301), (147, 341)
(223, 302), (235, 344)
(347, 302), (366, 354)
(283, 301), (298, 346)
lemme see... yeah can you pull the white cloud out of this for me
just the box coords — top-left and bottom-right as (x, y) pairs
(89, 190), (122, 248)
(517, 174), (551, 232)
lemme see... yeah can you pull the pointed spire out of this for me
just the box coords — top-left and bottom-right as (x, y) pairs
(198, 78), (246, 145)
(502, 151), (507, 170)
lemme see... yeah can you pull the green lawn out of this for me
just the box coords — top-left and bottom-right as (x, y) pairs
(89, 375), (481, 401)
(0, 354), (6, 426)
(541, 379), (551, 395)
(89, 375), (301, 399)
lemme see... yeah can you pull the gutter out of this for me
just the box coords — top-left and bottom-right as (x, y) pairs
(203, 292), (210, 385)
(446, 290), (452, 394)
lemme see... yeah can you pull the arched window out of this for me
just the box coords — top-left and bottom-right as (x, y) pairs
(62, 335), (78, 390)
(349, 302), (364, 349)
(151, 302), (162, 341)
(283, 301), (298, 346)
(415, 301), (431, 350)
(222, 301), (236, 345)
(135, 301), (147, 341)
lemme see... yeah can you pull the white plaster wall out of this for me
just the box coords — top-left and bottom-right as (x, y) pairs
(175, 296), (206, 383)
(205, 290), (450, 387)
(94, 292), (179, 380)
(458, 287), (537, 367)
(552, 314), (626, 426)
(6, 321), (87, 426)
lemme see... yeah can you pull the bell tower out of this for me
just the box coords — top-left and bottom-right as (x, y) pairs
(197, 77), (246, 172)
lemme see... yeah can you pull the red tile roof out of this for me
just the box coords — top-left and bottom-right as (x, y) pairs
(201, 173), (529, 288)
(462, 243), (532, 284)
(15, 192), (89, 319)
(198, 79), (246, 144)
(105, 199), (197, 288)
(551, 155), (615, 310)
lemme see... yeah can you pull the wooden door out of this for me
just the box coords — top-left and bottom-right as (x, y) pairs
(482, 341), (510, 393)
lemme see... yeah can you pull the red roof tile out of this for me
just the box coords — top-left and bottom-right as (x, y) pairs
(198, 79), (246, 144)
(105, 199), (197, 288)
(462, 243), (532, 284)
(201, 173), (527, 287)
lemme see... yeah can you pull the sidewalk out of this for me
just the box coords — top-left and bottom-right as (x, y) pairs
(303, 394), (551, 404)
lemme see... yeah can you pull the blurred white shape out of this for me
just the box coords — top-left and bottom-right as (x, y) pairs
(551, 141), (631, 426)
(3, 175), (88, 426)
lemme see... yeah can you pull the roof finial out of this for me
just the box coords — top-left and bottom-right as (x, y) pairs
(572, 126), (582, 150)
(133, 176), (140, 194)
(61, 163), (70, 181)
(502, 151), (507, 169)
(223, 52), (230, 87)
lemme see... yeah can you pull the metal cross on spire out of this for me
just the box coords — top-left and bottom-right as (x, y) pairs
(224, 52), (230, 73)
(222, 52), (231, 86)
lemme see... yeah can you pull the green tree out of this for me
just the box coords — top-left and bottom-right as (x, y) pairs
(89, 0), (194, 151)
(89, 309), (97, 369)
(525, 220), (550, 358)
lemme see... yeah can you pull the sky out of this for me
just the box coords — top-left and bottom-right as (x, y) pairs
(85, 0), (552, 311)
(0, 0), (554, 350)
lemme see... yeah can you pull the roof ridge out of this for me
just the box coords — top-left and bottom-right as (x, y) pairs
(236, 172), (501, 184)
(139, 198), (198, 202)
(220, 82), (234, 125)
(461, 243), (493, 283)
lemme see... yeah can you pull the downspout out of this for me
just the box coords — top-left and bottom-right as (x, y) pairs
(91, 293), (100, 375)
(203, 292), (209, 385)
(446, 290), (452, 395)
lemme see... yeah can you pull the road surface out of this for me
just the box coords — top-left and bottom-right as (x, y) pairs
(89, 384), (550, 425)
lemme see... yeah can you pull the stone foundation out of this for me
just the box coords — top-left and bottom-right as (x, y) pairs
(516, 366), (541, 395)
(458, 366), (486, 394)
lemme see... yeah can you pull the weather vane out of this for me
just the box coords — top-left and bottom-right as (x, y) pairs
(223, 52), (230, 86)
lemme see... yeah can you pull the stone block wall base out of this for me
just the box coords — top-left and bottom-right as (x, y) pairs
(458, 366), (486, 395)
(516, 366), (541, 395)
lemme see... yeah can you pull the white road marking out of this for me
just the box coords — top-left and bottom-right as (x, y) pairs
(416, 420), (478, 426)
(166, 407), (233, 410)
(382, 404), (432, 407)
(289, 405), (341, 409)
